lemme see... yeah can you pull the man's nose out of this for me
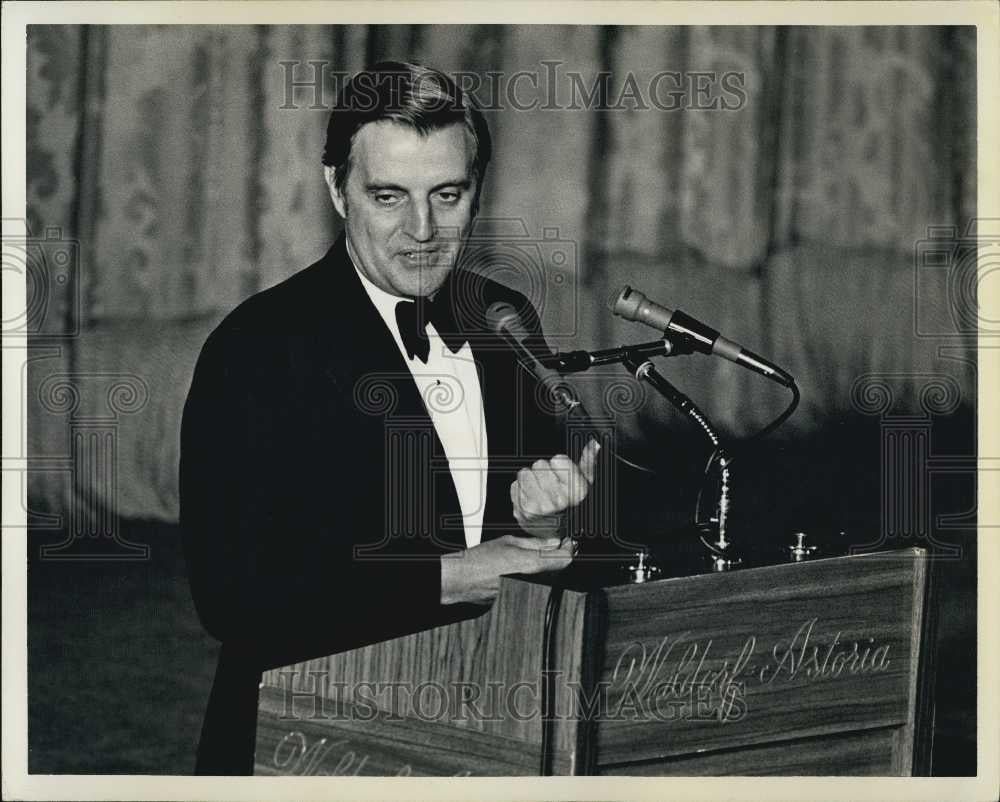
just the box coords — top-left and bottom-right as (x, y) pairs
(404, 200), (434, 242)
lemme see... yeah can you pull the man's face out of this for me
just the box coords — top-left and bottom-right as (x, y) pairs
(327, 120), (478, 298)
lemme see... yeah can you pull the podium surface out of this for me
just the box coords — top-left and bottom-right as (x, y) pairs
(255, 548), (933, 776)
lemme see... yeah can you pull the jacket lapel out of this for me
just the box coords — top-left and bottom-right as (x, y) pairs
(313, 237), (468, 553)
(438, 268), (539, 543)
(467, 335), (523, 542)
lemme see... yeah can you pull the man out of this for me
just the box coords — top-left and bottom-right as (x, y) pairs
(180, 61), (599, 774)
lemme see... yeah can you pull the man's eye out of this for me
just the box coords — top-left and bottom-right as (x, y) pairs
(374, 193), (401, 206)
(436, 190), (460, 203)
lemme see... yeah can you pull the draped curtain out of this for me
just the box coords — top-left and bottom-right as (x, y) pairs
(25, 25), (976, 521)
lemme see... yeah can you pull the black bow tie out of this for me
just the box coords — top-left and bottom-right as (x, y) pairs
(394, 296), (468, 364)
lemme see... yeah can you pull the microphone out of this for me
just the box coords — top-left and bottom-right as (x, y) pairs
(486, 301), (664, 479)
(485, 302), (583, 414)
(610, 285), (793, 387)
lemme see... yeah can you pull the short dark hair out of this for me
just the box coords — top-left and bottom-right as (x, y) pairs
(322, 61), (492, 201)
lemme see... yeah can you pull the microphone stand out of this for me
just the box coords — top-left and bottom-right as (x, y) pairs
(617, 352), (740, 574)
(546, 334), (743, 576)
(538, 337), (696, 372)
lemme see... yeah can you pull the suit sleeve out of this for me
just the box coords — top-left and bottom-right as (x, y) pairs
(179, 327), (477, 671)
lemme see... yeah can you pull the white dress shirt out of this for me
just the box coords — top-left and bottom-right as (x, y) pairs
(351, 262), (489, 548)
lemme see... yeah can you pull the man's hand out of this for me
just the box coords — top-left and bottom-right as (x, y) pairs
(440, 534), (575, 605)
(510, 439), (600, 538)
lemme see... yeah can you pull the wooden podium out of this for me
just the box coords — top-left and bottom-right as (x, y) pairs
(254, 547), (934, 776)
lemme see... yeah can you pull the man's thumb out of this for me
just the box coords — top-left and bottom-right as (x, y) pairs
(578, 438), (601, 485)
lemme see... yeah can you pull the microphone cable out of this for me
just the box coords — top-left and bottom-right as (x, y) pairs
(693, 379), (800, 528)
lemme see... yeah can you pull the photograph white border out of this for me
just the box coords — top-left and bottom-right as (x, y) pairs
(3, 2), (997, 800)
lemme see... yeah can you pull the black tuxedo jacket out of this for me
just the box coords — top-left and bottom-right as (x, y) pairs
(179, 234), (565, 773)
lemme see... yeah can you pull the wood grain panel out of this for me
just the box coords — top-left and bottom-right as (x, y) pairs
(593, 549), (928, 768)
(257, 576), (592, 775)
(599, 725), (902, 776)
(256, 685), (571, 776)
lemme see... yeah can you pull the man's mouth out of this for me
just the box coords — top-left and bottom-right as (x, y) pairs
(400, 248), (442, 262)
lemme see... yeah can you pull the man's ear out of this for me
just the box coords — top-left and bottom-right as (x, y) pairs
(324, 165), (347, 218)
(470, 174), (485, 220)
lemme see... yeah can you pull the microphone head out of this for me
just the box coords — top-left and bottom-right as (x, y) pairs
(609, 284), (644, 320)
(485, 301), (521, 336)
(609, 284), (675, 331)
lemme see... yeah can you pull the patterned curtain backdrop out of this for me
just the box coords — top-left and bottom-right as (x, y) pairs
(25, 25), (976, 522)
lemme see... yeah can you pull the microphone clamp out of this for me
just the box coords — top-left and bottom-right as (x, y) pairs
(539, 335), (695, 374)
